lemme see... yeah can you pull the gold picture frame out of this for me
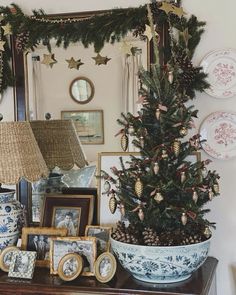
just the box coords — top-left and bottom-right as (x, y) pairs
(50, 236), (97, 276)
(61, 110), (104, 145)
(97, 152), (141, 225)
(0, 246), (20, 273)
(21, 227), (68, 268)
(58, 253), (83, 281)
(94, 252), (117, 283)
(85, 225), (112, 254)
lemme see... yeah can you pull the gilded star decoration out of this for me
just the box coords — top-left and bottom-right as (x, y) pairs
(1, 23), (12, 35)
(180, 28), (192, 46)
(92, 53), (111, 65)
(143, 24), (159, 42)
(0, 41), (6, 51)
(66, 57), (84, 70)
(120, 41), (133, 55)
(41, 53), (57, 68)
(159, 2), (186, 17)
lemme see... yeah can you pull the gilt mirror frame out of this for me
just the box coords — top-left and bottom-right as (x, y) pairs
(69, 76), (95, 104)
(11, 8), (167, 224)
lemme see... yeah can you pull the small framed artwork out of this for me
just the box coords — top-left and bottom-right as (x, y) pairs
(8, 251), (37, 279)
(0, 246), (20, 272)
(52, 206), (81, 236)
(58, 253), (83, 281)
(21, 227), (68, 267)
(50, 237), (96, 276)
(97, 152), (141, 226)
(85, 225), (111, 254)
(41, 194), (94, 236)
(61, 110), (104, 145)
(94, 252), (117, 283)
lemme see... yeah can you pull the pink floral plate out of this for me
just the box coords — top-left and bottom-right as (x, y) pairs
(200, 49), (236, 98)
(200, 111), (236, 159)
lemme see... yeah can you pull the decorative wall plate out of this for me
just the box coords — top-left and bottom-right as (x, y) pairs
(200, 49), (236, 98)
(200, 111), (236, 159)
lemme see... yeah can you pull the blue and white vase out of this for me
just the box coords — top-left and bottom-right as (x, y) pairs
(0, 189), (23, 250)
(111, 237), (211, 283)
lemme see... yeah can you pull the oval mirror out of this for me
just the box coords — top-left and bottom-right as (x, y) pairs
(69, 77), (95, 104)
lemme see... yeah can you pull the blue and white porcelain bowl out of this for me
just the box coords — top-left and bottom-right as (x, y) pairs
(111, 237), (210, 283)
(0, 189), (23, 250)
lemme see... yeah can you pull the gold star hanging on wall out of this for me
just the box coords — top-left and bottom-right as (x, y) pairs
(0, 41), (6, 51)
(143, 24), (159, 42)
(120, 41), (133, 55)
(92, 53), (111, 65)
(1, 23), (12, 35)
(41, 53), (57, 68)
(66, 57), (84, 70)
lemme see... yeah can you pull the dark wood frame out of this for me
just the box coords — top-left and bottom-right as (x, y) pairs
(41, 194), (94, 236)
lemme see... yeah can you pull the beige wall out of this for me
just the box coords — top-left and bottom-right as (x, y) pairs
(1, 0), (235, 294)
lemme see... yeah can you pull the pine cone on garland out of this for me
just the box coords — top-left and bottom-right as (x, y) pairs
(15, 31), (30, 53)
(176, 52), (200, 89)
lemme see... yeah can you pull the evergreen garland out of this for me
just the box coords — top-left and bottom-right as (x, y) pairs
(0, 1), (208, 96)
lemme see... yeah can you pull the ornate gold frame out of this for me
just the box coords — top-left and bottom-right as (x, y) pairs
(94, 252), (117, 283)
(58, 253), (83, 281)
(0, 246), (20, 272)
(21, 227), (68, 268)
(50, 236), (97, 276)
(69, 76), (95, 104)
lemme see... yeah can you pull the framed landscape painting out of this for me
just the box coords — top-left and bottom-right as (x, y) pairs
(61, 110), (104, 144)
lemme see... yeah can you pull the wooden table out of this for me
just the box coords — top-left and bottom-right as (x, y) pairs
(0, 257), (217, 295)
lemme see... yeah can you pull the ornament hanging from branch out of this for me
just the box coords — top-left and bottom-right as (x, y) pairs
(66, 57), (84, 70)
(41, 53), (57, 68)
(109, 193), (117, 214)
(181, 212), (187, 225)
(135, 178), (143, 198)
(92, 53), (111, 65)
(121, 133), (128, 151)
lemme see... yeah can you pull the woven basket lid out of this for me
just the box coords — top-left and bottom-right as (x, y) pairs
(30, 120), (87, 170)
(0, 121), (49, 185)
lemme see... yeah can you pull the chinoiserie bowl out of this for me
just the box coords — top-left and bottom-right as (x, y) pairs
(110, 236), (211, 283)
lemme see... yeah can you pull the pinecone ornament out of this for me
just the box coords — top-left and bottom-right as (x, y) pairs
(121, 133), (128, 151)
(172, 139), (181, 157)
(153, 162), (159, 174)
(15, 31), (30, 52)
(109, 195), (117, 214)
(135, 178), (143, 197)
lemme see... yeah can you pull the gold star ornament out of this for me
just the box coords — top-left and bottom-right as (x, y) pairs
(0, 41), (6, 51)
(1, 23), (12, 35)
(92, 53), (111, 65)
(159, 2), (186, 17)
(66, 57), (84, 70)
(143, 24), (159, 42)
(41, 53), (57, 68)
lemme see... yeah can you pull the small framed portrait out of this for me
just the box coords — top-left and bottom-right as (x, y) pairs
(52, 206), (81, 236)
(21, 227), (68, 267)
(58, 253), (83, 281)
(0, 246), (20, 272)
(8, 251), (37, 280)
(85, 225), (111, 254)
(94, 252), (117, 283)
(41, 194), (94, 236)
(50, 237), (96, 276)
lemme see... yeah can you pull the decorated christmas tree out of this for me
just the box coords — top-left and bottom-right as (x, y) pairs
(103, 3), (220, 246)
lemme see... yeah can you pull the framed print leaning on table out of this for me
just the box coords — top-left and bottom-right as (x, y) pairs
(97, 152), (141, 226)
